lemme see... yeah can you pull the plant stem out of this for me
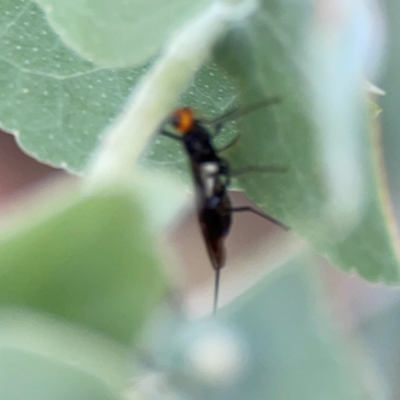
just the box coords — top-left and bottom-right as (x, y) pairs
(86, 0), (255, 186)
(86, 0), (258, 188)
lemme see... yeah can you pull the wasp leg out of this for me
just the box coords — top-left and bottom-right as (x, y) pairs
(160, 130), (183, 142)
(216, 133), (241, 153)
(231, 166), (288, 176)
(231, 206), (288, 230)
(203, 97), (282, 130)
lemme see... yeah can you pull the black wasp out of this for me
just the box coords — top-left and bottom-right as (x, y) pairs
(160, 98), (287, 313)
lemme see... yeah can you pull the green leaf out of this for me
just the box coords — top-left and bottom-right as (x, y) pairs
(0, 308), (125, 399)
(1, 0), (398, 284)
(0, 0), (145, 172)
(379, 0), (400, 216)
(0, 349), (118, 400)
(0, 184), (167, 344)
(360, 299), (400, 400)
(315, 195), (400, 282)
(34, 0), (212, 68)
(0, 0), (236, 172)
(145, 257), (382, 400)
(211, 0), (400, 282)
(134, 169), (189, 230)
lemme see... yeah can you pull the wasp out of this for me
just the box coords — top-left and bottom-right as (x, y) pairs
(160, 98), (287, 313)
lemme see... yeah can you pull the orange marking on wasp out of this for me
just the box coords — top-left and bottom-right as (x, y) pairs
(173, 107), (195, 134)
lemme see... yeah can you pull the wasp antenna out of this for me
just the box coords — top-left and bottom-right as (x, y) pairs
(213, 268), (221, 315)
(230, 165), (288, 176)
(203, 96), (282, 128)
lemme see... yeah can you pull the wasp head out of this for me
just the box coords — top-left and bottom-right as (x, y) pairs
(169, 107), (195, 135)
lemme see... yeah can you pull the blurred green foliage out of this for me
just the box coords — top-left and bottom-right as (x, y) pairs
(0, 0), (398, 399)
(0, 185), (167, 344)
